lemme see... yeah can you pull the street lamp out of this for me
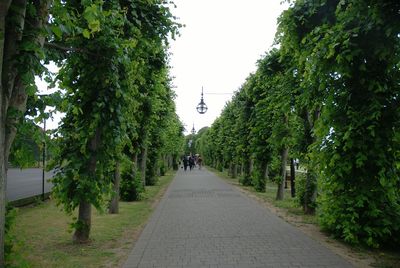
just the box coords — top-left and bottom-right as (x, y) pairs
(196, 87), (208, 114)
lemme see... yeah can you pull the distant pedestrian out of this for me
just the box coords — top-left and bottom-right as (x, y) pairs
(183, 156), (189, 171)
(197, 155), (203, 170)
(189, 156), (195, 171)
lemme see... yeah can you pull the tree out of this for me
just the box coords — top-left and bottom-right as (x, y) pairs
(0, 0), (50, 264)
(278, 0), (400, 246)
(51, 0), (180, 243)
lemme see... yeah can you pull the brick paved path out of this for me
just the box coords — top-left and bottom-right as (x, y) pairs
(123, 168), (353, 268)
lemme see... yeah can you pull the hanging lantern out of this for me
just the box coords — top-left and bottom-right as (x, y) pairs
(196, 87), (208, 114)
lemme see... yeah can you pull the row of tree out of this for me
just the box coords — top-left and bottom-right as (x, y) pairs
(196, 0), (400, 248)
(1, 0), (185, 265)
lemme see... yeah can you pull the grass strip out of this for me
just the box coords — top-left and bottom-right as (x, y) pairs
(8, 171), (175, 268)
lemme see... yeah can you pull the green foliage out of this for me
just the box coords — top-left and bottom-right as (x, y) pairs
(295, 173), (316, 210)
(48, 0), (183, 239)
(9, 119), (41, 168)
(5, 204), (17, 265)
(159, 161), (166, 176)
(278, 0), (400, 247)
(119, 156), (144, 201)
(201, 0), (400, 249)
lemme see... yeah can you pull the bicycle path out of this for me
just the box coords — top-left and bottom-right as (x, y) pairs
(123, 168), (353, 268)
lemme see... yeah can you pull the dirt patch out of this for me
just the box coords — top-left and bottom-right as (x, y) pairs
(105, 224), (145, 268)
(227, 180), (375, 268)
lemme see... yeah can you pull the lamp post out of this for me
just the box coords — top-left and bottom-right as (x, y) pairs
(38, 94), (48, 201)
(196, 87), (208, 114)
(42, 117), (46, 201)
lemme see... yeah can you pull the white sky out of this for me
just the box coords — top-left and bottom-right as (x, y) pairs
(36, 0), (289, 132)
(169, 0), (289, 134)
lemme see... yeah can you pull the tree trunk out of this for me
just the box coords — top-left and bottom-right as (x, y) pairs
(73, 128), (100, 243)
(264, 164), (269, 180)
(276, 147), (288, 200)
(249, 157), (254, 175)
(290, 158), (295, 197)
(1, 0), (49, 264)
(72, 201), (92, 243)
(109, 162), (120, 214)
(304, 171), (317, 214)
(132, 153), (139, 178)
(301, 109), (319, 214)
(0, 111), (6, 267)
(139, 146), (147, 187)
(232, 163), (237, 178)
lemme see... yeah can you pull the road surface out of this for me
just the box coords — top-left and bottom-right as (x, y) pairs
(7, 168), (53, 201)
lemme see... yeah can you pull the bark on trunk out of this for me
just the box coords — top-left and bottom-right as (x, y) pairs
(1, 0), (49, 264)
(232, 163), (237, 179)
(0, 118), (6, 267)
(264, 164), (269, 180)
(304, 171), (317, 214)
(139, 146), (147, 187)
(249, 157), (254, 175)
(302, 109), (319, 214)
(72, 201), (92, 243)
(109, 162), (120, 214)
(0, 0), (13, 77)
(276, 147), (288, 200)
(290, 158), (296, 197)
(132, 152), (138, 176)
(73, 128), (100, 243)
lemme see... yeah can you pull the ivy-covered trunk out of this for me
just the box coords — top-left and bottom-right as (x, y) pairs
(240, 158), (252, 186)
(253, 160), (268, 192)
(139, 146), (147, 187)
(73, 128), (100, 243)
(290, 158), (295, 198)
(299, 109), (318, 213)
(232, 163), (238, 178)
(276, 147), (288, 200)
(304, 171), (316, 214)
(228, 162), (237, 178)
(109, 162), (120, 214)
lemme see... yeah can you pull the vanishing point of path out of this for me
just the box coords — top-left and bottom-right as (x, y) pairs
(124, 168), (353, 268)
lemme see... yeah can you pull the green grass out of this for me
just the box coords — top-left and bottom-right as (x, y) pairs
(8, 171), (175, 268)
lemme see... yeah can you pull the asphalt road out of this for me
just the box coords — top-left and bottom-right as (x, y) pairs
(6, 168), (54, 201)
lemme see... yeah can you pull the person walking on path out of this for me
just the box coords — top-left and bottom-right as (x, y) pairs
(123, 168), (353, 268)
(182, 156), (189, 171)
(197, 155), (203, 170)
(188, 155), (195, 170)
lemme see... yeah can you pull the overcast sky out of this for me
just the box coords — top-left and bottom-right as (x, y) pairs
(169, 0), (289, 134)
(38, 1), (289, 131)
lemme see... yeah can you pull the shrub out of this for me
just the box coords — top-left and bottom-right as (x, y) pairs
(5, 204), (17, 265)
(120, 170), (144, 201)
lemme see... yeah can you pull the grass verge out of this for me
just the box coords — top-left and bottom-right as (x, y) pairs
(8, 171), (175, 268)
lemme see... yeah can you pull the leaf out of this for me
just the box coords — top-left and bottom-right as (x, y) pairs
(82, 29), (90, 39)
(51, 25), (63, 39)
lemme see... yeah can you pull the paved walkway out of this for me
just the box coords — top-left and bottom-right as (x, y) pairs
(123, 168), (353, 268)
